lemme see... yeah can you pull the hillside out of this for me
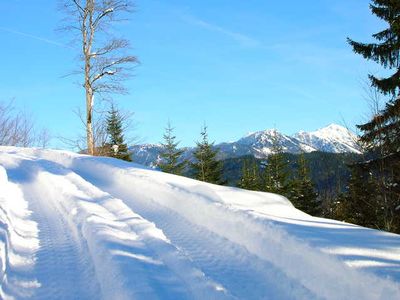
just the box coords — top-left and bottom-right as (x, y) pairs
(221, 152), (361, 192)
(0, 147), (399, 299)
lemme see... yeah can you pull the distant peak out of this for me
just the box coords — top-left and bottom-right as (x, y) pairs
(244, 128), (277, 138)
(262, 128), (279, 135)
(319, 124), (349, 131)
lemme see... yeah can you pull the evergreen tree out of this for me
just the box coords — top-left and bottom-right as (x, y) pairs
(291, 154), (321, 216)
(262, 131), (291, 196)
(239, 161), (252, 189)
(106, 105), (131, 162)
(191, 125), (223, 184)
(333, 167), (381, 228)
(347, 0), (400, 233)
(239, 159), (261, 191)
(158, 122), (186, 175)
(348, 1), (400, 159)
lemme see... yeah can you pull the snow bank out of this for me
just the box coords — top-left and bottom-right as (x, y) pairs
(0, 147), (399, 299)
(68, 157), (400, 300)
(0, 148), (229, 299)
(0, 164), (40, 299)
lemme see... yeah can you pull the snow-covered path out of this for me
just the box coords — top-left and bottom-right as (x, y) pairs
(24, 180), (101, 300)
(1, 147), (400, 299)
(0, 150), (228, 299)
(101, 191), (315, 299)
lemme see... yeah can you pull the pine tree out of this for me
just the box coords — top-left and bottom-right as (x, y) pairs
(291, 154), (321, 216)
(239, 160), (251, 189)
(191, 125), (223, 184)
(334, 167), (380, 228)
(239, 159), (261, 191)
(348, 1), (400, 159)
(106, 105), (131, 162)
(158, 122), (186, 175)
(262, 130), (291, 196)
(347, 0), (400, 233)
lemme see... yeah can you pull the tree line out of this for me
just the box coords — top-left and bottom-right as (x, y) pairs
(98, 107), (225, 185)
(158, 123), (224, 185)
(153, 123), (320, 217)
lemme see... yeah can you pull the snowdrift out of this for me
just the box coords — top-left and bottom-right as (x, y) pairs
(0, 147), (399, 299)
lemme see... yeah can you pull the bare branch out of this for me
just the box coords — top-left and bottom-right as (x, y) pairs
(93, 7), (114, 29)
(72, 0), (85, 13)
(91, 38), (129, 56)
(91, 55), (137, 84)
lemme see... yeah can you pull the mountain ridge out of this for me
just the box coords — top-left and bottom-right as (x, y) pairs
(130, 124), (362, 166)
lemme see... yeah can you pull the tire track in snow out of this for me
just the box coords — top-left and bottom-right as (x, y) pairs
(9, 169), (102, 300)
(28, 198), (100, 300)
(110, 194), (315, 300)
(70, 158), (400, 300)
(7, 156), (230, 299)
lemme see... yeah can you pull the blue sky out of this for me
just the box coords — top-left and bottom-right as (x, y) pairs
(0, 0), (385, 147)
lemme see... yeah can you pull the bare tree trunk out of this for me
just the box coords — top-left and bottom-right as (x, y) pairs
(86, 89), (94, 155)
(84, 0), (94, 155)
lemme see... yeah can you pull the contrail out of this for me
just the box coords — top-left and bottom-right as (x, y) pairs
(179, 13), (260, 48)
(0, 26), (72, 49)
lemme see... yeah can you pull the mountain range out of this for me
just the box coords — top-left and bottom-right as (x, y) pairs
(130, 124), (361, 167)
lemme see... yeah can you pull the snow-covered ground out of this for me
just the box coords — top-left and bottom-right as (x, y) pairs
(0, 147), (399, 300)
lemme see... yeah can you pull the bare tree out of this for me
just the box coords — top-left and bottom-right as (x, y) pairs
(36, 128), (52, 149)
(0, 100), (51, 148)
(0, 101), (33, 146)
(60, 0), (137, 155)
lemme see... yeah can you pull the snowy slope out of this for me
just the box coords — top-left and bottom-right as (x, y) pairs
(0, 147), (399, 300)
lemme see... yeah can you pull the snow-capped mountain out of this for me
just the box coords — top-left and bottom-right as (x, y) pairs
(294, 124), (361, 154)
(130, 124), (362, 166)
(219, 129), (319, 159)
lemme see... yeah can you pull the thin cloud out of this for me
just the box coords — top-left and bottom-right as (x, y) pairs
(180, 14), (260, 48)
(0, 26), (71, 49)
